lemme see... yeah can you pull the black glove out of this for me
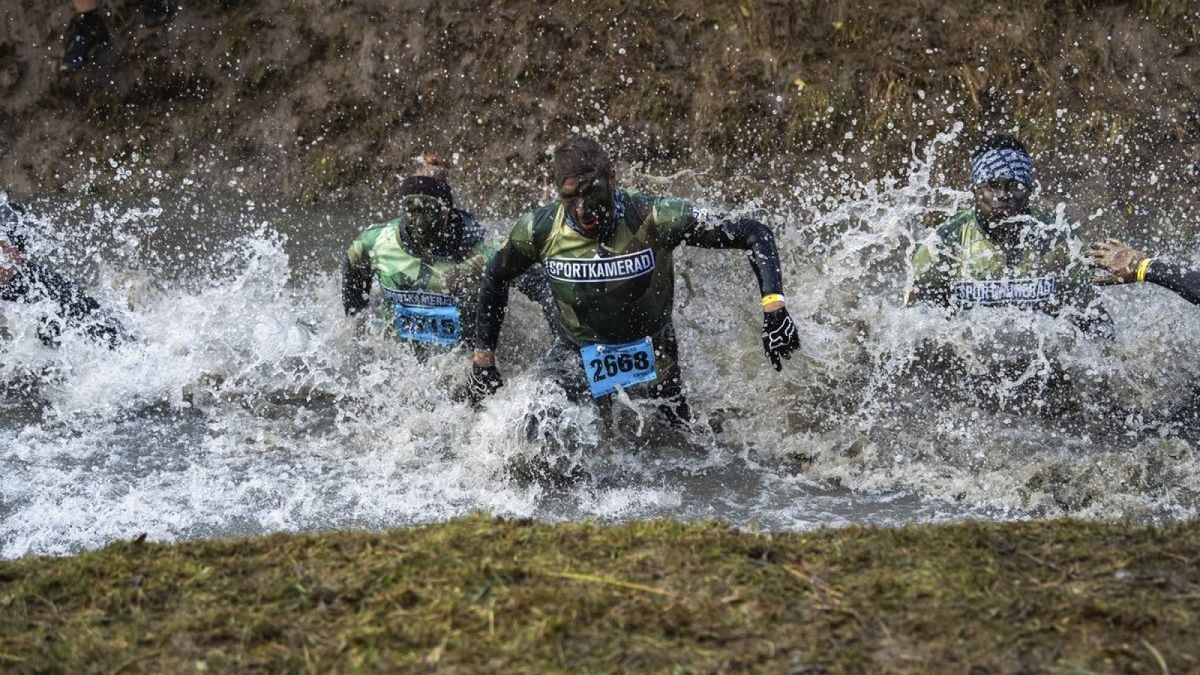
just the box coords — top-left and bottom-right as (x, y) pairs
(468, 364), (504, 403)
(761, 307), (800, 371)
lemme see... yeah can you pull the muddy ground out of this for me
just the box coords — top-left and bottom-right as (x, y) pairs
(0, 1), (1198, 211)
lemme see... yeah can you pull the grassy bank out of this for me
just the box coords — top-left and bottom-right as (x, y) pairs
(1, 516), (1197, 672)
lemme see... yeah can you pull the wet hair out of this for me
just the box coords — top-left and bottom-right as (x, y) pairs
(971, 133), (1029, 163)
(552, 137), (613, 187)
(398, 175), (454, 209)
(412, 153), (449, 181)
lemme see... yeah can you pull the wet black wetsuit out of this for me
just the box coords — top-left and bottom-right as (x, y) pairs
(1, 201), (126, 347)
(1144, 260), (1200, 305)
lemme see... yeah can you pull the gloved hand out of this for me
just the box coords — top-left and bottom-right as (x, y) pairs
(761, 306), (800, 371)
(1088, 238), (1148, 284)
(468, 363), (504, 403)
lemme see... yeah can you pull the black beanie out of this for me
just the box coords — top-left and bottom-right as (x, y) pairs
(398, 176), (453, 209)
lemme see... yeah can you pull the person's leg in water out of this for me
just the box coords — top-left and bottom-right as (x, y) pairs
(61, 0), (108, 73)
(643, 322), (691, 427)
(524, 340), (593, 442)
(142, 0), (175, 26)
(523, 322), (692, 443)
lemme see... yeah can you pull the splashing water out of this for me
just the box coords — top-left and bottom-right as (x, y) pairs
(3, 141), (1199, 559)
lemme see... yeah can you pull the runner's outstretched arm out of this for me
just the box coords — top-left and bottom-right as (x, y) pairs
(1145, 260), (1200, 305)
(511, 264), (558, 337)
(1088, 239), (1200, 306)
(474, 242), (536, 353)
(681, 216), (783, 297)
(681, 215), (800, 369)
(468, 243), (536, 402)
(341, 255), (372, 316)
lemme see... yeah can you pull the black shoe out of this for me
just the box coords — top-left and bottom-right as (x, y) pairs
(59, 11), (109, 74)
(142, 0), (175, 27)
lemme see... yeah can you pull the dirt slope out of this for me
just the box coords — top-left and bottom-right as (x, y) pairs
(0, 1), (1198, 207)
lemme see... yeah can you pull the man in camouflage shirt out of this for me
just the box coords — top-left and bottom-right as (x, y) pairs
(342, 175), (551, 347)
(468, 137), (801, 424)
(905, 133), (1110, 335)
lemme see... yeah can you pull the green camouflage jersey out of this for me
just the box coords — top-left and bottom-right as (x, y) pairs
(906, 208), (1094, 313)
(346, 215), (497, 339)
(507, 188), (693, 346)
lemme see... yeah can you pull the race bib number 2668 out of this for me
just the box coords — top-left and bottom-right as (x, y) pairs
(579, 337), (657, 398)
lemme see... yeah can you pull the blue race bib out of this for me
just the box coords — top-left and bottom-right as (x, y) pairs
(384, 289), (461, 345)
(580, 337), (657, 398)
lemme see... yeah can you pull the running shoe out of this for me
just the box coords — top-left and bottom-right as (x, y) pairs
(59, 11), (109, 73)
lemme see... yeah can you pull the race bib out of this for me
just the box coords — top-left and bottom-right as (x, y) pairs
(580, 337), (657, 398)
(384, 289), (461, 345)
(952, 275), (1057, 307)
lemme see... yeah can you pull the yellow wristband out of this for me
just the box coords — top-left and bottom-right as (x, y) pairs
(761, 294), (784, 307)
(1136, 258), (1154, 283)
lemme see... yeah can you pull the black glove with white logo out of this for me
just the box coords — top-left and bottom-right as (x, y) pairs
(468, 364), (504, 404)
(762, 307), (800, 371)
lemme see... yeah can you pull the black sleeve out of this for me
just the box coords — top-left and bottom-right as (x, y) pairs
(21, 262), (101, 321)
(15, 262), (127, 347)
(511, 264), (559, 334)
(681, 215), (784, 296)
(1146, 260), (1200, 305)
(341, 255), (373, 316)
(474, 242), (536, 350)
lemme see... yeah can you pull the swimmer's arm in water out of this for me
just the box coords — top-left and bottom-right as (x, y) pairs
(11, 262), (127, 347)
(904, 241), (950, 308)
(341, 232), (379, 316)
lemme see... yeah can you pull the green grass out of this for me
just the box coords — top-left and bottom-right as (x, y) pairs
(2, 516), (1197, 672)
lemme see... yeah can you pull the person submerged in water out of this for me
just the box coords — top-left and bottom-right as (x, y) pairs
(1088, 239), (1200, 305)
(0, 195), (127, 348)
(342, 160), (553, 348)
(905, 133), (1111, 334)
(467, 136), (801, 425)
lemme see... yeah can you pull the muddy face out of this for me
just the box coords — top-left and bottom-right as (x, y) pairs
(559, 172), (615, 238)
(399, 195), (451, 255)
(974, 180), (1031, 226)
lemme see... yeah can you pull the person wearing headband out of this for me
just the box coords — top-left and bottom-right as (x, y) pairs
(1, 195), (128, 348)
(341, 163), (552, 350)
(1088, 240), (1200, 305)
(467, 136), (800, 426)
(905, 133), (1110, 335)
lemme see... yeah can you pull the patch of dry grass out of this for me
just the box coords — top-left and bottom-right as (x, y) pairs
(1, 516), (1197, 672)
